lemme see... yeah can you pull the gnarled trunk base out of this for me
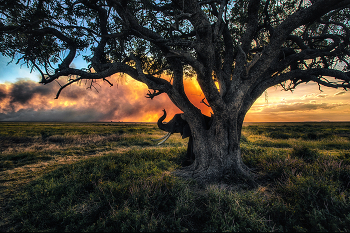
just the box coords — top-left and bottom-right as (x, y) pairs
(172, 129), (257, 188)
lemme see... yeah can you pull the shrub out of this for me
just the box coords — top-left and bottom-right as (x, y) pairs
(306, 132), (318, 140)
(290, 145), (319, 163)
(268, 132), (290, 139)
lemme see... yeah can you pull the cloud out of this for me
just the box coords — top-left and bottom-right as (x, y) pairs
(300, 93), (316, 100)
(0, 85), (7, 100)
(261, 102), (347, 113)
(9, 79), (54, 104)
(300, 93), (328, 99)
(316, 94), (328, 98)
(1, 75), (348, 122)
(0, 76), (187, 122)
(334, 91), (346, 96)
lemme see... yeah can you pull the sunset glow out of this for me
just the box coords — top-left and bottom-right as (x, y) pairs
(1, 32), (349, 124)
(0, 70), (349, 122)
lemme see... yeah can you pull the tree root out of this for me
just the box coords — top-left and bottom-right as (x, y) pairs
(171, 163), (258, 189)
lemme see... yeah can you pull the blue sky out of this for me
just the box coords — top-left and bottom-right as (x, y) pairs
(0, 54), (90, 84)
(0, 55), (39, 83)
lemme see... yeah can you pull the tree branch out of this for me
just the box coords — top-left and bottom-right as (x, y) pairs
(252, 68), (350, 101)
(167, 57), (198, 113)
(249, 0), (350, 82)
(55, 77), (82, 99)
(231, 0), (261, 82)
(110, 0), (171, 53)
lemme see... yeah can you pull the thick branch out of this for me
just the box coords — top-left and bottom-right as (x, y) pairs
(129, 54), (162, 90)
(231, 0), (261, 82)
(212, 0), (227, 41)
(167, 57), (198, 113)
(253, 68), (350, 101)
(249, 0), (350, 81)
(41, 61), (172, 97)
(270, 48), (342, 75)
(110, 0), (171, 53)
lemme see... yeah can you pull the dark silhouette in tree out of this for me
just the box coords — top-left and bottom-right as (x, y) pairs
(1, 0), (349, 186)
(154, 109), (212, 166)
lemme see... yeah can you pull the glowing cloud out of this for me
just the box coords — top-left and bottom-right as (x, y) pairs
(335, 91), (346, 96)
(0, 76), (211, 122)
(0, 75), (349, 122)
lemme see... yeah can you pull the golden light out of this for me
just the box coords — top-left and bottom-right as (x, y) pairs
(0, 75), (349, 122)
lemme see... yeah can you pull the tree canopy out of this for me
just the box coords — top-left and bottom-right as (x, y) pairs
(1, 0), (349, 104)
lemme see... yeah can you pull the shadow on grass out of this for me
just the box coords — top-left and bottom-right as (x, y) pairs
(0, 152), (52, 171)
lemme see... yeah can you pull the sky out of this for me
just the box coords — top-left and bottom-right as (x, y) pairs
(0, 55), (349, 122)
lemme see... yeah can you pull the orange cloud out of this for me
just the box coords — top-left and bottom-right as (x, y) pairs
(0, 75), (212, 122)
(246, 83), (350, 122)
(1, 75), (349, 122)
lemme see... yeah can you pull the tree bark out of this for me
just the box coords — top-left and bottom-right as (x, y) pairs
(175, 110), (257, 187)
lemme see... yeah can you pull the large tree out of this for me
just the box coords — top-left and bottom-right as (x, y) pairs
(1, 0), (349, 186)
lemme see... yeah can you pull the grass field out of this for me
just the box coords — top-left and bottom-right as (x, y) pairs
(1, 121), (350, 231)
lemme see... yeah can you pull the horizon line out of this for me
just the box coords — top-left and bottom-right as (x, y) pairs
(1, 120), (350, 123)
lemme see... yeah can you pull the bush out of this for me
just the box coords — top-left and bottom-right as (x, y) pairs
(290, 145), (319, 163)
(268, 132), (290, 139)
(306, 132), (318, 140)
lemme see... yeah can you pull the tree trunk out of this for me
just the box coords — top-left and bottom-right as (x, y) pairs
(174, 112), (257, 187)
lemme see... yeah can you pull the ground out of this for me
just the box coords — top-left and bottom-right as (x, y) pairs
(1, 122), (350, 231)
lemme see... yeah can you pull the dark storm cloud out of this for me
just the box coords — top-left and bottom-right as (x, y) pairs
(0, 107), (108, 122)
(3, 79), (87, 105)
(9, 79), (54, 104)
(0, 85), (7, 100)
(60, 86), (88, 99)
